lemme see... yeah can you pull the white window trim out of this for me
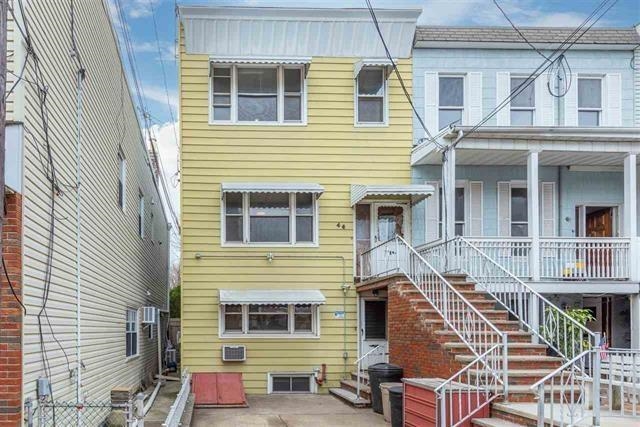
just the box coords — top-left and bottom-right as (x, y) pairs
(126, 308), (139, 359)
(438, 74), (465, 130)
(267, 372), (318, 394)
(509, 180), (528, 236)
(354, 66), (389, 127)
(219, 303), (321, 339)
(510, 76), (536, 126)
(577, 76), (604, 127)
(118, 150), (126, 212)
(209, 64), (307, 126)
(221, 192), (319, 247)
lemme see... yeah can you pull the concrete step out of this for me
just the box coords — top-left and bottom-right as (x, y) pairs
(329, 387), (371, 408)
(472, 418), (526, 427)
(418, 308), (510, 322)
(434, 329), (533, 343)
(422, 318), (523, 331)
(468, 368), (555, 385)
(444, 343), (548, 356)
(411, 298), (498, 311)
(350, 371), (369, 384)
(339, 379), (371, 400)
(443, 273), (469, 281)
(454, 355), (563, 370)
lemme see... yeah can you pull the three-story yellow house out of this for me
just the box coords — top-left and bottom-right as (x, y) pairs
(178, 5), (430, 400)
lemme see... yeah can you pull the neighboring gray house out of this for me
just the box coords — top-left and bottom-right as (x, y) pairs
(0, 0), (170, 423)
(410, 26), (640, 348)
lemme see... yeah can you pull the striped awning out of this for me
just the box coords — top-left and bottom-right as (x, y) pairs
(219, 290), (326, 305)
(350, 184), (435, 206)
(221, 182), (324, 197)
(210, 57), (311, 65)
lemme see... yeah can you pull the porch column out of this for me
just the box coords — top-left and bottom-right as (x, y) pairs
(623, 153), (638, 281)
(630, 294), (640, 349)
(527, 151), (541, 282)
(442, 147), (456, 242)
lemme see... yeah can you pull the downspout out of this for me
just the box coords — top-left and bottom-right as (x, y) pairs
(75, 67), (86, 417)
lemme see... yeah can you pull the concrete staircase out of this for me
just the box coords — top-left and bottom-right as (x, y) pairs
(329, 371), (371, 408)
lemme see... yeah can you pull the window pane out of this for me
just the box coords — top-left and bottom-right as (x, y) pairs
(578, 79), (601, 108)
(439, 109), (462, 130)
(250, 217), (289, 242)
(294, 305), (313, 332)
(358, 98), (383, 123)
(455, 187), (465, 222)
(284, 68), (302, 92)
(225, 304), (242, 313)
(272, 377), (291, 392)
(511, 188), (528, 222)
(250, 193), (289, 216)
(214, 106), (231, 121)
(358, 69), (384, 96)
(291, 377), (310, 392)
(439, 77), (463, 107)
(238, 95), (277, 122)
(213, 95), (231, 105)
(213, 77), (230, 93)
(213, 67), (230, 77)
(511, 110), (533, 126)
(578, 111), (600, 127)
(296, 193), (313, 215)
(510, 78), (535, 108)
(284, 95), (302, 121)
(248, 304), (288, 331)
(225, 193), (243, 214)
(225, 216), (243, 242)
(455, 223), (464, 236)
(224, 314), (242, 332)
(237, 68), (277, 93)
(511, 223), (528, 237)
(296, 216), (313, 242)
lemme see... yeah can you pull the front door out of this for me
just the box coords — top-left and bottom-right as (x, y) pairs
(374, 205), (405, 244)
(360, 299), (387, 369)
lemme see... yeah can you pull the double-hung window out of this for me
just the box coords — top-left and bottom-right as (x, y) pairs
(356, 67), (386, 125)
(510, 77), (535, 125)
(211, 65), (305, 124)
(438, 76), (464, 130)
(126, 309), (138, 358)
(222, 304), (319, 337)
(437, 186), (466, 237)
(510, 187), (528, 236)
(578, 77), (602, 126)
(223, 192), (317, 245)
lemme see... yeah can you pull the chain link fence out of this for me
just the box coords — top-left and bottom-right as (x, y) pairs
(29, 399), (134, 427)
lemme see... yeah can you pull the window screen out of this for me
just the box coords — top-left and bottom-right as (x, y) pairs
(249, 193), (290, 242)
(357, 68), (385, 123)
(510, 77), (535, 126)
(237, 68), (278, 122)
(439, 77), (464, 130)
(578, 78), (602, 127)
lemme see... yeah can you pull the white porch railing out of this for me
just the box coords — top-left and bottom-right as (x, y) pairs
(466, 237), (532, 279)
(418, 237), (597, 362)
(361, 236), (508, 427)
(540, 237), (631, 280)
(162, 369), (191, 427)
(354, 344), (388, 401)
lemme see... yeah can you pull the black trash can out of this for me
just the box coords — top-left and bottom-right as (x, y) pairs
(389, 385), (404, 427)
(368, 363), (403, 414)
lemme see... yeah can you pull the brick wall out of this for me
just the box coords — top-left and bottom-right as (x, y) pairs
(387, 281), (463, 380)
(0, 193), (23, 427)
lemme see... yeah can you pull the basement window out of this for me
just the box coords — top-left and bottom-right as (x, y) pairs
(269, 374), (315, 394)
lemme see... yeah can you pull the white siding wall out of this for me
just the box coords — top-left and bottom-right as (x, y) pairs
(18, 0), (169, 405)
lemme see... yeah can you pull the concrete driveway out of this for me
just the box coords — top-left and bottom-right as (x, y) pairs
(192, 394), (388, 427)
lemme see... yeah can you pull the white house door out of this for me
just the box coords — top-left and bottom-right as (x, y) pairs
(373, 204), (406, 244)
(360, 299), (387, 369)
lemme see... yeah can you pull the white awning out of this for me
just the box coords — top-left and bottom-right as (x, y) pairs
(219, 290), (326, 305)
(354, 59), (394, 79)
(210, 57), (312, 75)
(221, 182), (324, 198)
(350, 184), (435, 206)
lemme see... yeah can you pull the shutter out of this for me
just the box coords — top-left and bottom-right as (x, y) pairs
(604, 73), (622, 126)
(466, 72), (483, 126)
(495, 71), (510, 126)
(564, 73), (579, 126)
(424, 72), (438, 138)
(425, 180), (440, 242)
(497, 182), (511, 237)
(541, 182), (556, 237)
(468, 181), (483, 236)
(536, 75), (555, 126)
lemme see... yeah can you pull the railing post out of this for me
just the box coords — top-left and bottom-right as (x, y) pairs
(592, 333), (601, 427)
(502, 333), (509, 402)
(536, 384), (545, 427)
(395, 237), (400, 273)
(439, 392), (447, 427)
(529, 293), (539, 344)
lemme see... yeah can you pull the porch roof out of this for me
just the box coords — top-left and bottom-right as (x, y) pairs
(350, 184), (435, 206)
(412, 126), (640, 166)
(219, 289), (326, 305)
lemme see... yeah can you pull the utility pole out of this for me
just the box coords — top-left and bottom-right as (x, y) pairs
(0, 0), (8, 260)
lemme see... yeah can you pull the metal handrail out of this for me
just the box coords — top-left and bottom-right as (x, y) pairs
(435, 344), (504, 427)
(418, 236), (597, 361)
(354, 344), (386, 400)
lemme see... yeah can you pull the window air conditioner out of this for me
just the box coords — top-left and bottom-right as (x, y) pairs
(222, 345), (246, 362)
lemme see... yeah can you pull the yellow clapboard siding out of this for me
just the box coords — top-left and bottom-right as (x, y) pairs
(180, 49), (412, 394)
